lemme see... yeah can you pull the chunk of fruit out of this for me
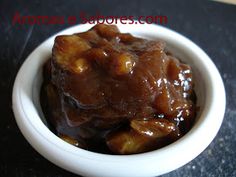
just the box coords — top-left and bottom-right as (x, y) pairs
(70, 58), (90, 74)
(92, 24), (119, 38)
(110, 53), (135, 75)
(131, 119), (175, 138)
(106, 129), (155, 154)
(53, 35), (91, 67)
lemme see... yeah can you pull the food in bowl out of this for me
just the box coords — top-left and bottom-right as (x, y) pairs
(41, 24), (197, 154)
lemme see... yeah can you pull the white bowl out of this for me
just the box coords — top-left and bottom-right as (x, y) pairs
(12, 22), (226, 177)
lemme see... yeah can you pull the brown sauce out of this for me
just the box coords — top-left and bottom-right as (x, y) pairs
(41, 24), (196, 154)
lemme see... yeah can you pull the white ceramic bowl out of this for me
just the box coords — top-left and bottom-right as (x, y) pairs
(12, 22), (226, 177)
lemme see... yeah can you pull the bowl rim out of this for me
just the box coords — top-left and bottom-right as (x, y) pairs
(12, 22), (226, 177)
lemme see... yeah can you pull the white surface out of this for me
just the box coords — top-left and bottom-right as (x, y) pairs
(12, 22), (226, 177)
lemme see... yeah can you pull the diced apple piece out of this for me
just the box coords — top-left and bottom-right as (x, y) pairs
(110, 53), (135, 75)
(131, 119), (175, 138)
(106, 130), (154, 154)
(70, 58), (90, 74)
(53, 35), (91, 67)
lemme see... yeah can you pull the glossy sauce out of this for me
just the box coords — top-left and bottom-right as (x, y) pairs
(41, 24), (196, 154)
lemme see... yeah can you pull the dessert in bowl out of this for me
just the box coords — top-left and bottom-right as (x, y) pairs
(12, 22), (225, 177)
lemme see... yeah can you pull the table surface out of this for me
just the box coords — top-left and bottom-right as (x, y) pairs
(0, 0), (235, 176)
